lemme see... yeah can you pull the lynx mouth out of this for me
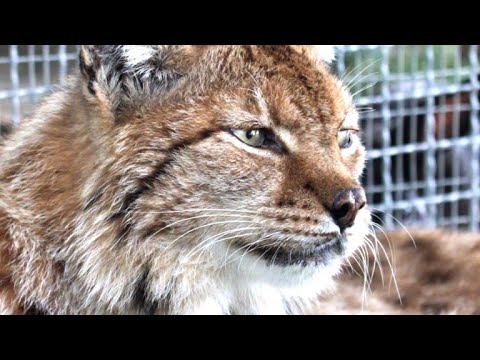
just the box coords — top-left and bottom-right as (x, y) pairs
(234, 234), (346, 267)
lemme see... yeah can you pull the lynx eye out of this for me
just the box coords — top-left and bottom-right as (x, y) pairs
(231, 129), (266, 147)
(337, 130), (353, 149)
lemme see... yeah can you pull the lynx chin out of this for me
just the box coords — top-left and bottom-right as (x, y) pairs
(0, 45), (371, 315)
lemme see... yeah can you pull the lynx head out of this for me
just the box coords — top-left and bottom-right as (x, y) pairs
(78, 45), (370, 297)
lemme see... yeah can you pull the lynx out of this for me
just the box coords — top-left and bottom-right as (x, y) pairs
(0, 45), (371, 314)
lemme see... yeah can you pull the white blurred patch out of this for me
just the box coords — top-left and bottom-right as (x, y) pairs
(312, 45), (336, 63)
(122, 46), (156, 67)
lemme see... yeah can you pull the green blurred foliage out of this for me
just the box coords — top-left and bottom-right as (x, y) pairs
(338, 45), (470, 97)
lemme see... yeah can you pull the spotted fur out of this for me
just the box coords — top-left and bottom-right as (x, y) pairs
(0, 45), (370, 314)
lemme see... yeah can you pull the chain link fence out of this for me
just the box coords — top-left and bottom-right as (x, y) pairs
(1, 45), (479, 231)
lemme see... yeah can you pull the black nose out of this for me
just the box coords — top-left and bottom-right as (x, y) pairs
(330, 188), (366, 231)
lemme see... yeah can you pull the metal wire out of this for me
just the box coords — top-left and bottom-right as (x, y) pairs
(336, 45), (480, 230)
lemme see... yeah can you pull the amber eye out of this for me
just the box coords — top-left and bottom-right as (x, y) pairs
(337, 130), (353, 149)
(231, 129), (266, 147)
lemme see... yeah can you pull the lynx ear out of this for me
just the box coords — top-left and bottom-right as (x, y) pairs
(79, 45), (185, 113)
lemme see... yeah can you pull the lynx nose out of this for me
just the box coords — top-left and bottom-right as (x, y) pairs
(330, 188), (366, 231)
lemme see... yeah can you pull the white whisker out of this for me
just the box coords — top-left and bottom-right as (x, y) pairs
(370, 208), (417, 248)
(351, 81), (378, 98)
(157, 220), (264, 258)
(344, 58), (381, 89)
(138, 208), (261, 215)
(142, 213), (257, 242)
(183, 227), (262, 265)
(368, 222), (402, 303)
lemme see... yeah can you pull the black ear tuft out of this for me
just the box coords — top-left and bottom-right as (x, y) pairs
(78, 45), (182, 113)
(79, 45), (103, 96)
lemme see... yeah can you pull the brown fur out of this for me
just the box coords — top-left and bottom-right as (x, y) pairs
(0, 45), (370, 314)
(313, 229), (480, 315)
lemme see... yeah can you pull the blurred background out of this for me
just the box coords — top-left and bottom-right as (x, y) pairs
(0, 45), (479, 233)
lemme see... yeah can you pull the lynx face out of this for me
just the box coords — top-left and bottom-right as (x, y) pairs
(0, 45), (371, 314)
(78, 46), (370, 294)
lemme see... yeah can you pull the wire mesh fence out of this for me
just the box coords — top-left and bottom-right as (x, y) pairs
(0, 45), (80, 128)
(335, 45), (480, 231)
(1, 45), (479, 231)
